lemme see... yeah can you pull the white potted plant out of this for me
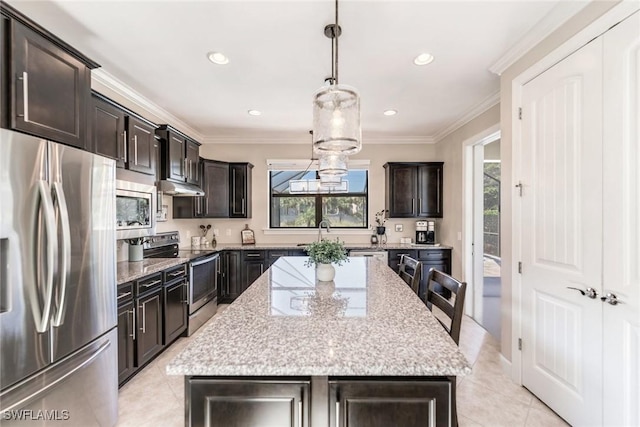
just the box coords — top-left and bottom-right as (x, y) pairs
(304, 238), (349, 281)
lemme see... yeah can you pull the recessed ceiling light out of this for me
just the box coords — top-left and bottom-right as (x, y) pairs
(413, 53), (434, 66)
(383, 109), (398, 116)
(207, 51), (229, 65)
(247, 110), (262, 116)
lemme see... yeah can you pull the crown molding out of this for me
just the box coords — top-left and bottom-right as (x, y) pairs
(488, 1), (590, 76)
(201, 135), (436, 145)
(91, 69), (204, 141)
(432, 91), (500, 143)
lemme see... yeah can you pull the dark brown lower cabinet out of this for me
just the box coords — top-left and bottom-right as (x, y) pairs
(185, 377), (452, 427)
(329, 379), (452, 427)
(117, 300), (136, 385)
(136, 288), (164, 367)
(188, 378), (310, 427)
(163, 279), (188, 344)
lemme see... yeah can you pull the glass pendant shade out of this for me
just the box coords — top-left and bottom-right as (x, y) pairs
(318, 152), (348, 177)
(313, 84), (362, 155)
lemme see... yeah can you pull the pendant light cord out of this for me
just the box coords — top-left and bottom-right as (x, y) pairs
(334, 0), (339, 85)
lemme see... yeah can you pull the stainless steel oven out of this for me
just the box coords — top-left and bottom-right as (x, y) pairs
(188, 253), (219, 335)
(116, 180), (156, 239)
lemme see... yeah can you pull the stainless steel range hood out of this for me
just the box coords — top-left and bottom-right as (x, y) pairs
(158, 180), (204, 196)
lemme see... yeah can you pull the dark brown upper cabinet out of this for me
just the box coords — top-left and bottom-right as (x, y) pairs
(156, 125), (201, 184)
(384, 162), (444, 218)
(173, 159), (229, 219)
(126, 116), (157, 176)
(89, 92), (126, 167)
(230, 163), (253, 218)
(1, 4), (99, 148)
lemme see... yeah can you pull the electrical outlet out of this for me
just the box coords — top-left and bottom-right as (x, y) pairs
(226, 229), (231, 236)
(395, 224), (403, 232)
(457, 231), (462, 241)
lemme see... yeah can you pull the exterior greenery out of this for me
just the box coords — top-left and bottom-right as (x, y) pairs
(484, 162), (501, 256)
(304, 239), (349, 267)
(270, 170), (368, 228)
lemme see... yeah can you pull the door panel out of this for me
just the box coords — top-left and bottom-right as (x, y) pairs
(0, 328), (118, 427)
(521, 38), (603, 425)
(602, 11), (640, 426)
(48, 142), (116, 363)
(0, 131), (50, 390)
(168, 134), (185, 181)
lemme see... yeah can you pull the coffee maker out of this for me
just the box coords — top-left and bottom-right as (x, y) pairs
(416, 220), (436, 244)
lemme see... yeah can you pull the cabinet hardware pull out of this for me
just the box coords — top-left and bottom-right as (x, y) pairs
(260, 265), (263, 274)
(129, 309), (135, 338)
(418, 198), (421, 212)
(298, 401), (303, 427)
(336, 401), (340, 425)
(246, 253), (260, 257)
(133, 135), (138, 165)
(123, 130), (128, 163)
(17, 71), (29, 121)
(412, 198), (415, 214)
(142, 280), (162, 288)
(169, 270), (184, 277)
(118, 292), (132, 300)
(182, 282), (189, 303)
(140, 303), (146, 333)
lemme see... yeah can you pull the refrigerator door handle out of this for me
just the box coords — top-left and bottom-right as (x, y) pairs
(32, 181), (57, 333)
(51, 182), (71, 327)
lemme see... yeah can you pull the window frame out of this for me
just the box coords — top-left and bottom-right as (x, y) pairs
(268, 169), (369, 229)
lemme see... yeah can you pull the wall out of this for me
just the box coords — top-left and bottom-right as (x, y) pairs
(156, 142), (440, 246)
(498, 0), (620, 361)
(435, 104), (501, 280)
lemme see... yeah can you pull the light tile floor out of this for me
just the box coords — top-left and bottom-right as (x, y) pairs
(116, 305), (569, 427)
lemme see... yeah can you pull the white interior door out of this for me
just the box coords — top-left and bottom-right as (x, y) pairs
(520, 37), (603, 426)
(602, 10), (640, 427)
(472, 143), (485, 324)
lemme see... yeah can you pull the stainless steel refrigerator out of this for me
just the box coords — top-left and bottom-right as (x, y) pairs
(0, 129), (118, 426)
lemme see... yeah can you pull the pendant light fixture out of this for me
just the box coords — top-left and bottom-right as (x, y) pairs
(312, 0), (361, 155)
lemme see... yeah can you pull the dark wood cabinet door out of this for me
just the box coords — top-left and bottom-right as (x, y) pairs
(224, 251), (242, 301)
(172, 197), (197, 219)
(126, 116), (156, 175)
(417, 163), (443, 217)
(386, 164), (417, 217)
(117, 301), (136, 386)
(90, 94), (126, 167)
(185, 139), (200, 184)
(329, 379), (452, 427)
(10, 20), (89, 148)
(243, 260), (266, 291)
(387, 250), (418, 273)
(230, 163), (253, 218)
(163, 280), (188, 344)
(167, 133), (186, 181)
(267, 250), (289, 267)
(188, 378), (309, 427)
(202, 160), (229, 218)
(417, 249), (451, 299)
(135, 289), (164, 366)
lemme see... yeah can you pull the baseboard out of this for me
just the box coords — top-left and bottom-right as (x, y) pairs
(499, 353), (513, 378)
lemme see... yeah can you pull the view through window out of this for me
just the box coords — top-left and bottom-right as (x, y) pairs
(269, 169), (368, 228)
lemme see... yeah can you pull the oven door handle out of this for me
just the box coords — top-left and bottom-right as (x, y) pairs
(189, 253), (219, 267)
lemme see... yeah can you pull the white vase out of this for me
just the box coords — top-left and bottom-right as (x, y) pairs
(316, 263), (336, 281)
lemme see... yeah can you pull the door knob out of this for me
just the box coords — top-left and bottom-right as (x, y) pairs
(566, 287), (598, 299)
(600, 293), (619, 305)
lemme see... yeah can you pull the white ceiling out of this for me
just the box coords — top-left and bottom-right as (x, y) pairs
(7, 0), (585, 143)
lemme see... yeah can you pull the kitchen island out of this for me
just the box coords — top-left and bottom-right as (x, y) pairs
(167, 257), (471, 426)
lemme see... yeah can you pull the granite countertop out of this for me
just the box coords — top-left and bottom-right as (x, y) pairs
(166, 257), (471, 377)
(117, 258), (189, 284)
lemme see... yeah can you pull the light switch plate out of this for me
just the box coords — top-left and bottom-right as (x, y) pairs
(395, 224), (403, 232)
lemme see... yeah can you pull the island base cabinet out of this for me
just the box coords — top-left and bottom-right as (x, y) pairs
(329, 379), (453, 427)
(187, 378), (310, 427)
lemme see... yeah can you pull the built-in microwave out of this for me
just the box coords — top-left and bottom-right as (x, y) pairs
(116, 180), (156, 239)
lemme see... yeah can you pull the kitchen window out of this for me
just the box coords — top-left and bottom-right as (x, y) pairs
(269, 167), (368, 229)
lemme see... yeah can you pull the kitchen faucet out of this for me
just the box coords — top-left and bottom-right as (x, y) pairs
(318, 219), (331, 242)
